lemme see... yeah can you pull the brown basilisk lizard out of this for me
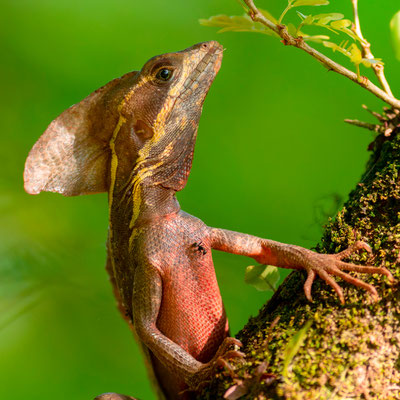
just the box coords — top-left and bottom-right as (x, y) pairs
(24, 41), (393, 400)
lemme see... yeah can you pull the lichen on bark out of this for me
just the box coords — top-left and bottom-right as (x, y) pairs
(199, 111), (400, 400)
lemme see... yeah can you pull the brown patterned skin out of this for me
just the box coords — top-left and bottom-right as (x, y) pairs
(24, 41), (394, 400)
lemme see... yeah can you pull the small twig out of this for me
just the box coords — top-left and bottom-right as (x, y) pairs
(278, 2), (292, 25)
(351, 0), (394, 97)
(361, 104), (386, 122)
(242, 0), (400, 110)
(344, 119), (382, 132)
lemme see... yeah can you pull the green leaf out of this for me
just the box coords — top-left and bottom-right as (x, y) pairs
(296, 12), (342, 35)
(287, 23), (298, 36)
(361, 58), (383, 67)
(303, 34), (330, 43)
(302, 14), (315, 25)
(297, 11), (308, 20)
(259, 8), (278, 24)
(340, 27), (360, 42)
(199, 14), (253, 30)
(322, 40), (351, 57)
(322, 41), (350, 51)
(199, 14), (279, 37)
(330, 19), (351, 29)
(313, 12), (344, 24)
(282, 321), (312, 377)
(349, 43), (362, 64)
(292, 0), (329, 6)
(244, 264), (280, 292)
(390, 11), (400, 61)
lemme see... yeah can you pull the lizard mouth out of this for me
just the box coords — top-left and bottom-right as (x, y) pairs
(189, 41), (223, 84)
(177, 41), (223, 102)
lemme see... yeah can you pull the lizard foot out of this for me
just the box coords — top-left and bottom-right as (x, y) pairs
(186, 337), (245, 392)
(94, 393), (137, 400)
(302, 241), (394, 304)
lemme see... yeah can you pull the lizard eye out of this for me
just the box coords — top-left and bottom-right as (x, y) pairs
(156, 68), (173, 81)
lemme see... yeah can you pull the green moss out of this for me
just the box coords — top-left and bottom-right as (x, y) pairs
(198, 116), (400, 399)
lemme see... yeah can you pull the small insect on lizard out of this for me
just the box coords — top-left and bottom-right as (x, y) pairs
(24, 41), (393, 400)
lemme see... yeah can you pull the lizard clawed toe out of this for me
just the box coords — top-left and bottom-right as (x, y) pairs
(213, 337), (245, 368)
(214, 337), (243, 358)
(333, 240), (372, 260)
(215, 357), (237, 379)
(213, 338), (246, 378)
(215, 349), (246, 376)
(186, 337), (245, 392)
(302, 241), (393, 303)
(304, 270), (316, 303)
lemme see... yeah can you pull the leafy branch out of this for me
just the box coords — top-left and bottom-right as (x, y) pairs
(351, 0), (393, 97)
(278, 0), (329, 25)
(200, 0), (400, 110)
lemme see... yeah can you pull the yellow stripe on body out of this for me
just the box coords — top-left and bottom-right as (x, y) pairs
(127, 93), (178, 250)
(109, 66), (191, 251)
(108, 111), (126, 212)
(107, 104), (127, 287)
(108, 79), (147, 280)
(108, 75), (151, 213)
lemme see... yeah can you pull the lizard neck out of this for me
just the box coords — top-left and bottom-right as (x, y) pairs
(109, 179), (181, 253)
(130, 184), (180, 226)
(110, 178), (181, 228)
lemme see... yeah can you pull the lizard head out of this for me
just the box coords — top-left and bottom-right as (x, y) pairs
(117, 40), (223, 193)
(24, 41), (223, 197)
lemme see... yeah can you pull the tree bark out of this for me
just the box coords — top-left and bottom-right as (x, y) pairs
(199, 109), (400, 400)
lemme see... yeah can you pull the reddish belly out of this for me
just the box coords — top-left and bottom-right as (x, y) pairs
(158, 302), (228, 362)
(152, 300), (228, 399)
(157, 272), (228, 362)
(152, 258), (229, 399)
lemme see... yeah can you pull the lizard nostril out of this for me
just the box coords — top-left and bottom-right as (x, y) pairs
(201, 42), (209, 50)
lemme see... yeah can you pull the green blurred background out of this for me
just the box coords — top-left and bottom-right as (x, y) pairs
(1, 0), (399, 399)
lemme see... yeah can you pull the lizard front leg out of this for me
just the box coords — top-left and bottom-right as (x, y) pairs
(132, 262), (243, 396)
(209, 228), (393, 304)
